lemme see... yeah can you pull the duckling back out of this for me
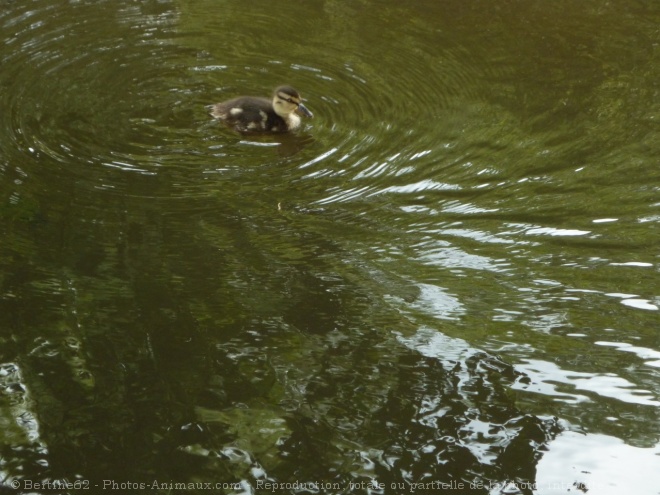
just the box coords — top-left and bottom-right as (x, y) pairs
(208, 96), (288, 133)
(208, 86), (312, 134)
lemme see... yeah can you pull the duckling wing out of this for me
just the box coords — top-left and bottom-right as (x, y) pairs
(209, 96), (288, 132)
(208, 96), (270, 121)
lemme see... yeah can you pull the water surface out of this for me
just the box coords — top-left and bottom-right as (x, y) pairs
(1, 1), (659, 494)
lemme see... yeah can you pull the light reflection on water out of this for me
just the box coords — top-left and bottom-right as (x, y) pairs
(535, 431), (660, 495)
(1, 0), (659, 492)
(513, 359), (660, 407)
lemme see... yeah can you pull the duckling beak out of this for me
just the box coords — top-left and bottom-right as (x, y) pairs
(297, 102), (313, 118)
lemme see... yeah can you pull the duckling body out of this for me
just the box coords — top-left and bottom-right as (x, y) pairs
(208, 86), (313, 133)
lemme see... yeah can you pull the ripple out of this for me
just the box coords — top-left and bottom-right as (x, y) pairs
(619, 298), (658, 311)
(595, 341), (660, 368)
(159, 3), (518, 217)
(536, 431), (660, 495)
(190, 13), (501, 208)
(513, 359), (660, 407)
(0, 0), (199, 199)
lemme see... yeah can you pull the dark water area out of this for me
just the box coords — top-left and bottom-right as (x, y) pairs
(1, 0), (659, 494)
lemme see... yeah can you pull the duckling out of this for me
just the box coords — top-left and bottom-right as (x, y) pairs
(208, 86), (313, 133)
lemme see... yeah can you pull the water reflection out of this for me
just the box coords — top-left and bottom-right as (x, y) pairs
(513, 359), (660, 407)
(536, 431), (660, 494)
(1, 0), (659, 493)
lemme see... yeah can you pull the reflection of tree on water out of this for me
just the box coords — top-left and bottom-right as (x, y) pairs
(2, 0), (659, 493)
(1, 182), (560, 492)
(266, 328), (561, 492)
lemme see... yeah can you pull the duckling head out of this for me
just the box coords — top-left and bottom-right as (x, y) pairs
(272, 86), (314, 122)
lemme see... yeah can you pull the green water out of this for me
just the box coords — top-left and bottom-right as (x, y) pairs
(1, 1), (659, 494)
